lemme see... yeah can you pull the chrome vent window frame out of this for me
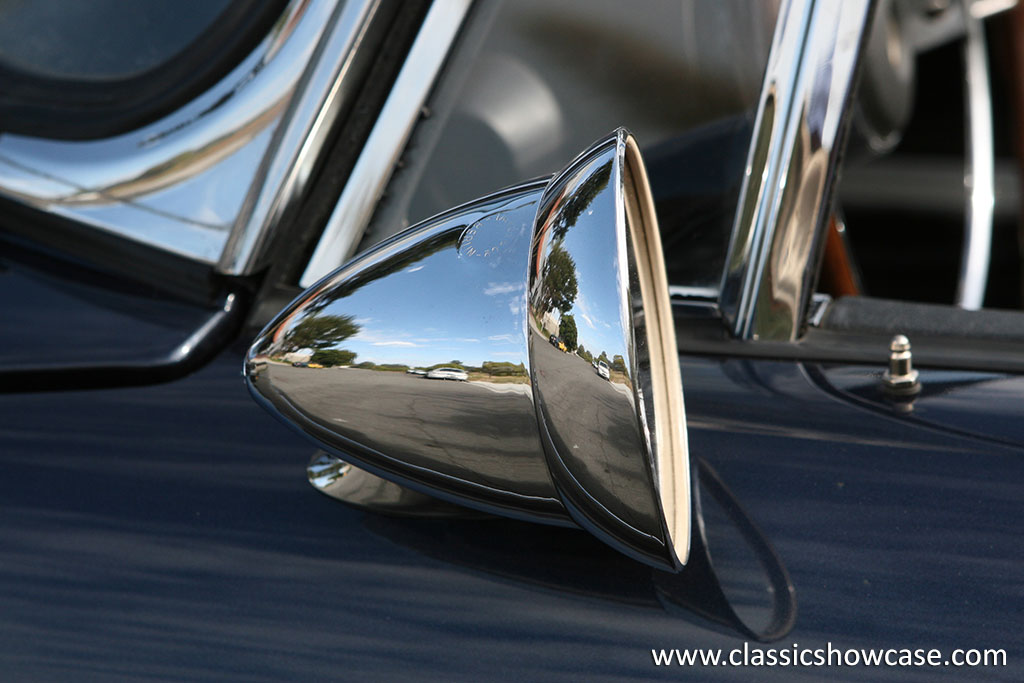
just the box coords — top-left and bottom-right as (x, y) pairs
(0, 0), (470, 285)
(1, 0), (359, 266)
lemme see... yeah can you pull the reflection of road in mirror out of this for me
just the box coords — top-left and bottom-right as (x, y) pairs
(530, 323), (659, 536)
(264, 361), (550, 499)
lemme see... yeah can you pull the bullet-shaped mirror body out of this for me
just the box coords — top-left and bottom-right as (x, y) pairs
(246, 129), (690, 570)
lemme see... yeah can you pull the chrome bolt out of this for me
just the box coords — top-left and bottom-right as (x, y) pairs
(882, 334), (920, 396)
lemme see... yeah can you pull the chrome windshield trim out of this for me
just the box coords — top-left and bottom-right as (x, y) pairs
(0, 0), (378, 268)
(300, 0), (474, 288)
(718, 0), (873, 341)
(956, 0), (995, 310)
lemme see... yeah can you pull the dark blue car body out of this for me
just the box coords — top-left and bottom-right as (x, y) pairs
(2, 267), (1021, 680)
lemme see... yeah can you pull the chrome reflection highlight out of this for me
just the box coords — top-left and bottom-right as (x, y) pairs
(308, 451), (475, 518)
(956, 0), (995, 310)
(247, 129), (690, 570)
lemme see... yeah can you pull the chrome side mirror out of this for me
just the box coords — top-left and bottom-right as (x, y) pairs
(246, 129), (691, 571)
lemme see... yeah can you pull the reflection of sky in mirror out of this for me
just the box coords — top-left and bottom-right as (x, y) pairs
(304, 198), (537, 368)
(550, 155), (628, 364)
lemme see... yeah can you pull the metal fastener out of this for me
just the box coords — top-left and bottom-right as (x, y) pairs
(882, 334), (920, 396)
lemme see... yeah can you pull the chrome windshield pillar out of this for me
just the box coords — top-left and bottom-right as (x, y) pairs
(719, 0), (874, 341)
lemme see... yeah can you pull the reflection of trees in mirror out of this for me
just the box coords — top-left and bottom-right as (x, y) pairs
(282, 314), (360, 352)
(354, 362), (410, 372)
(539, 242), (578, 316)
(558, 314), (577, 351)
(311, 349), (357, 367)
(611, 354), (631, 385)
(550, 160), (612, 242)
(461, 360), (529, 384)
(480, 361), (527, 377)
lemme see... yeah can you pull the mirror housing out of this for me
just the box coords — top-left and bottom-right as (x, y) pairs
(246, 129), (691, 570)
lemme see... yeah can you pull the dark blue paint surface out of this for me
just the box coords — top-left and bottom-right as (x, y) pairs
(0, 258), (211, 367)
(1, 334), (1023, 679)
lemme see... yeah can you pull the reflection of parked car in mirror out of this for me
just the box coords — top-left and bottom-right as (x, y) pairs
(426, 367), (469, 381)
(596, 360), (610, 380)
(547, 334), (567, 351)
(291, 360), (309, 368)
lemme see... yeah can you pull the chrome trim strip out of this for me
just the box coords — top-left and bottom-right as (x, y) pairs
(0, 0), (377, 268)
(956, 0), (995, 310)
(719, 0), (873, 341)
(300, 0), (474, 287)
(218, 0), (385, 275)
